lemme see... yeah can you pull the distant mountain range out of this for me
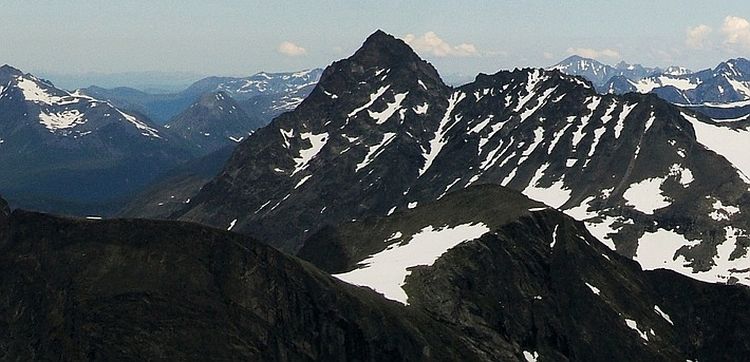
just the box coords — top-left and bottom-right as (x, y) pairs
(0, 64), (194, 215)
(81, 69), (322, 154)
(550, 55), (663, 88)
(37, 70), (204, 93)
(0, 63), (329, 216)
(552, 55), (750, 120)
(81, 69), (323, 125)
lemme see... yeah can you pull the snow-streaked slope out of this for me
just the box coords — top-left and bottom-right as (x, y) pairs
(12, 73), (163, 138)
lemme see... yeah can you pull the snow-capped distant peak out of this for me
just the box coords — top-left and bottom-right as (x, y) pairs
(551, 55), (608, 73)
(213, 68), (323, 98)
(3, 69), (163, 139)
(16, 75), (80, 106)
(663, 66), (692, 76)
(292, 69), (315, 78)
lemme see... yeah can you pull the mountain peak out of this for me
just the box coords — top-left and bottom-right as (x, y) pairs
(351, 30), (423, 68)
(561, 54), (587, 62)
(364, 29), (391, 43)
(713, 57), (750, 78)
(551, 55), (609, 73)
(0, 64), (23, 84)
(308, 29), (444, 108)
(556, 54), (599, 65)
(0, 64), (22, 74)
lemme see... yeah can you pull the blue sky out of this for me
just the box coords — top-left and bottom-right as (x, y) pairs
(2, 0), (750, 81)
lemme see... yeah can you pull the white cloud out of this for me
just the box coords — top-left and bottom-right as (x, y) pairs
(402, 32), (478, 57)
(277, 41), (307, 56)
(565, 47), (620, 60)
(686, 24), (712, 49)
(721, 16), (750, 49)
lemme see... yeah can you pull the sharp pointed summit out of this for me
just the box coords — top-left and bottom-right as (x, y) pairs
(315, 30), (444, 96)
(353, 30), (420, 64)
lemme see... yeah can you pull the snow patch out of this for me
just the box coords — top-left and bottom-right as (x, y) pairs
(623, 177), (670, 214)
(585, 282), (601, 295)
(550, 224), (559, 248)
(522, 351), (539, 362)
(624, 318), (649, 342)
(294, 175), (313, 189)
(683, 112), (750, 184)
(614, 103), (637, 139)
(654, 305), (674, 325)
(118, 110), (162, 138)
(439, 177), (463, 198)
(355, 132), (396, 172)
(570, 97), (602, 148)
(709, 199), (740, 221)
(419, 92), (466, 177)
(333, 222), (491, 304)
(292, 132), (329, 175)
(523, 163), (571, 208)
(413, 102), (429, 115)
(669, 164), (694, 186)
(38, 110), (86, 131)
(17, 77), (68, 105)
(369, 92), (408, 125)
(348, 85), (391, 117)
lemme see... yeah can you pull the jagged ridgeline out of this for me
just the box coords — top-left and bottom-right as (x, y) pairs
(552, 55), (750, 120)
(176, 30), (750, 287)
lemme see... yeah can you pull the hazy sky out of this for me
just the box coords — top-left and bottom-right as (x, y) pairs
(2, 0), (750, 81)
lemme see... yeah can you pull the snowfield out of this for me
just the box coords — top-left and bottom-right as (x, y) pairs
(334, 222), (490, 304)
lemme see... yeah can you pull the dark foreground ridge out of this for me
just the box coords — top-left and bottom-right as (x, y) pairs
(1, 186), (749, 360)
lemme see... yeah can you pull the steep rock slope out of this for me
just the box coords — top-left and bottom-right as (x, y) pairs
(300, 185), (750, 361)
(175, 31), (750, 286)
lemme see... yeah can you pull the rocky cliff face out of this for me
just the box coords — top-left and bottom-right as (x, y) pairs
(174, 31), (750, 287)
